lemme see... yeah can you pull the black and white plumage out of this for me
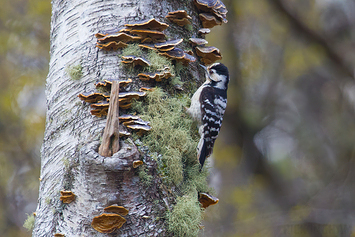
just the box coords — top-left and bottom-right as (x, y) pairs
(186, 63), (229, 169)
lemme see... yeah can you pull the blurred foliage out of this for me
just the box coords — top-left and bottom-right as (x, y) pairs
(0, 0), (50, 236)
(203, 0), (355, 236)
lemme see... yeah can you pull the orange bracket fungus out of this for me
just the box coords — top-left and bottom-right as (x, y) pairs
(104, 205), (129, 216)
(119, 116), (151, 135)
(194, 0), (228, 26)
(121, 55), (151, 67)
(124, 18), (169, 31)
(154, 39), (183, 51)
(198, 28), (211, 36)
(97, 32), (141, 44)
(195, 46), (222, 64)
(138, 70), (172, 82)
(90, 108), (109, 117)
(96, 41), (128, 51)
(78, 92), (109, 103)
(165, 10), (192, 26)
(91, 213), (126, 233)
(159, 47), (185, 60)
(198, 193), (219, 208)
(126, 124), (151, 135)
(60, 190), (76, 204)
(128, 29), (166, 43)
(119, 130), (131, 137)
(189, 38), (208, 46)
(199, 13), (222, 28)
(95, 78), (132, 91)
(139, 86), (155, 92)
(133, 160), (144, 168)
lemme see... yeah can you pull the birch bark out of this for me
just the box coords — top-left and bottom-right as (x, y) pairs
(33, 0), (202, 236)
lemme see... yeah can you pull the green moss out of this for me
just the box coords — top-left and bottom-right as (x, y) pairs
(23, 213), (35, 231)
(146, 50), (173, 73)
(134, 88), (198, 185)
(121, 43), (143, 57)
(184, 24), (193, 31)
(66, 64), (83, 80)
(138, 165), (153, 186)
(167, 195), (203, 237)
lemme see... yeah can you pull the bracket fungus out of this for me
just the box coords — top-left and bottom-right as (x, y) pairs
(96, 41), (128, 50)
(199, 13), (222, 28)
(91, 108), (108, 117)
(129, 29), (166, 43)
(118, 115), (151, 135)
(91, 213), (126, 233)
(60, 190), (76, 204)
(119, 114), (141, 122)
(194, 0), (228, 25)
(104, 205), (129, 216)
(95, 78), (132, 91)
(121, 55), (151, 67)
(97, 32), (141, 44)
(154, 39), (183, 51)
(78, 92), (109, 103)
(54, 234), (65, 237)
(159, 47), (185, 60)
(198, 28), (211, 36)
(119, 91), (146, 102)
(90, 100), (109, 110)
(122, 118), (150, 127)
(195, 46), (222, 64)
(165, 10), (192, 26)
(198, 193), (219, 208)
(125, 18), (169, 31)
(189, 38), (208, 46)
(138, 70), (172, 82)
(126, 124), (151, 135)
(139, 86), (155, 92)
(133, 160), (144, 168)
(119, 130), (132, 137)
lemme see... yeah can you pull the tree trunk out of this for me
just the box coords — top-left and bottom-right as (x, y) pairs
(33, 0), (206, 236)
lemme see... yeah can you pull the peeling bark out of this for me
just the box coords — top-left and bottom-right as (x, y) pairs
(99, 81), (120, 157)
(33, 0), (203, 236)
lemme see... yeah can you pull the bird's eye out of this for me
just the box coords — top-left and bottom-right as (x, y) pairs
(209, 70), (213, 74)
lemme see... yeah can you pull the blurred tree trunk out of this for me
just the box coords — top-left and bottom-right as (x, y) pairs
(32, 0), (202, 236)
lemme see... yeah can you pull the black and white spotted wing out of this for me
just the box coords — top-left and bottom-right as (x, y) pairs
(198, 86), (227, 168)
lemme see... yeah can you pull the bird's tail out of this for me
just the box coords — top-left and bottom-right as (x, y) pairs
(198, 139), (207, 171)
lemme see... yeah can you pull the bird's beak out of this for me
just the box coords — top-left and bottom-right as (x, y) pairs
(199, 64), (212, 81)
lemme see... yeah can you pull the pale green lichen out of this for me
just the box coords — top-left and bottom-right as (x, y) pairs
(23, 213), (35, 231)
(167, 195), (203, 237)
(132, 88), (198, 185)
(121, 43), (143, 57)
(66, 64), (83, 80)
(138, 165), (153, 186)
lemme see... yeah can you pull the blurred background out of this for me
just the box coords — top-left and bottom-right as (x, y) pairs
(2, 0), (355, 236)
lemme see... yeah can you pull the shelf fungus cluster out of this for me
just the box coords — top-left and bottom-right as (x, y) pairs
(78, 79), (140, 117)
(194, 0), (228, 28)
(60, 190), (76, 204)
(165, 10), (192, 26)
(186, 1), (227, 65)
(95, 18), (169, 50)
(91, 205), (129, 233)
(119, 114), (151, 135)
(139, 38), (196, 65)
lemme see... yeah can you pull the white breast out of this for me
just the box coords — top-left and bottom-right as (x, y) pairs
(186, 83), (206, 123)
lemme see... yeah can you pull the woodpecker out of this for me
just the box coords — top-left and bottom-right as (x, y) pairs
(186, 63), (229, 169)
